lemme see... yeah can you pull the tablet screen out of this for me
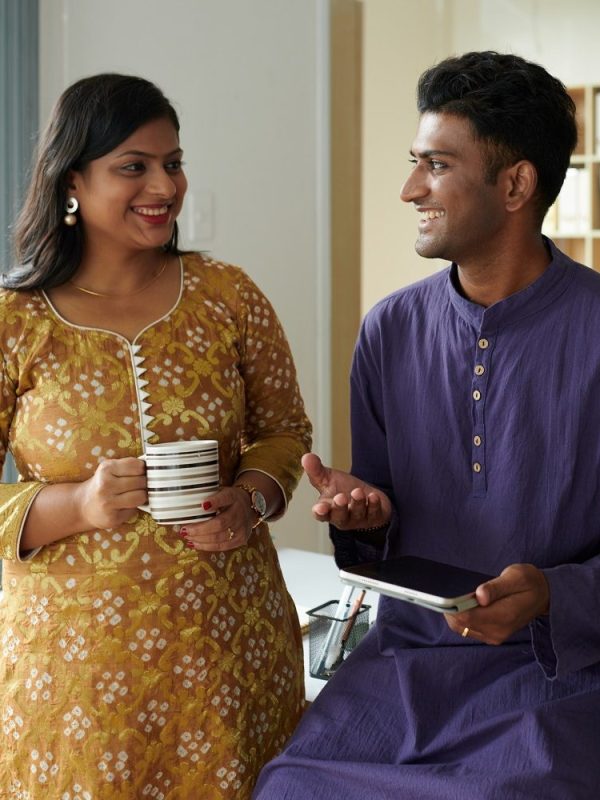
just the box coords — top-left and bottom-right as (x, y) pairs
(341, 555), (493, 603)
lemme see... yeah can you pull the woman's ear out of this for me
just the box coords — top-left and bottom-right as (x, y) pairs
(504, 160), (538, 212)
(65, 169), (79, 193)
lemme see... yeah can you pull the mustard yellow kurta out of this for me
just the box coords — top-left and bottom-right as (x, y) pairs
(0, 253), (312, 799)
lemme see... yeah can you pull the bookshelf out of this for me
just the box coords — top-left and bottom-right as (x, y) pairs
(542, 85), (600, 270)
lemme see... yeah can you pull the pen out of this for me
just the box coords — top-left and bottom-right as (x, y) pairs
(324, 585), (356, 668)
(340, 589), (366, 650)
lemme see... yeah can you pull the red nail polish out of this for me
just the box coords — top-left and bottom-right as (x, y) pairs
(187, 542), (196, 549)
(203, 501), (212, 510)
(180, 526), (188, 536)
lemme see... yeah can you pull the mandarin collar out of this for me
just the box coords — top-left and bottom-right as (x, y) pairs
(446, 238), (576, 332)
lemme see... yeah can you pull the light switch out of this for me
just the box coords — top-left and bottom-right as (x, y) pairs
(185, 189), (214, 243)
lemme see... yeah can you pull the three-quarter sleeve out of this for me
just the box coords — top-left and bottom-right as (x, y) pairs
(0, 346), (44, 561)
(234, 270), (312, 507)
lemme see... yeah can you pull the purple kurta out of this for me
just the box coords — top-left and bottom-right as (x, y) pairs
(254, 240), (600, 799)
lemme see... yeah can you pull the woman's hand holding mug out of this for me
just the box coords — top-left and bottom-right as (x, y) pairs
(179, 484), (262, 552)
(75, 457), (148, 530)
(78, 440), (269, 553)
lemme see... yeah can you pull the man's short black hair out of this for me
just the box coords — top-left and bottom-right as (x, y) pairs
(417, 51), (577, 220)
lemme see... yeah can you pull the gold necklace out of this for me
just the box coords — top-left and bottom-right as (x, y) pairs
(69, 257), (168, 298)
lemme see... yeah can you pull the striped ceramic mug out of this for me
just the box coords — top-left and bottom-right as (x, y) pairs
(138, 440), (219, 525)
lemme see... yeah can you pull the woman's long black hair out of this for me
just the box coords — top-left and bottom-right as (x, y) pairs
(3, 73), (183, 291)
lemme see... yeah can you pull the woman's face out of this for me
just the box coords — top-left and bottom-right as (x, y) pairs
(69, 116), (188, 254)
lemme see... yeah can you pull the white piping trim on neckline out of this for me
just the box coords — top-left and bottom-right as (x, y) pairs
(40, 256), (184, 346)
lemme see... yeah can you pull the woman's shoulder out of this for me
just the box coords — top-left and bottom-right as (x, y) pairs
(0, 287), (48, 365)
(182, 252), (246, 279)
(181, 252), (258, 298)
(0, 284), (41, 317)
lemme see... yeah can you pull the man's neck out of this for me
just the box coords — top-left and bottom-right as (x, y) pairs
(455, 235), (551, 308)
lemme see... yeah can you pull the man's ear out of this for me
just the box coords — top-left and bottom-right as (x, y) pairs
(504, 160), (538, 212)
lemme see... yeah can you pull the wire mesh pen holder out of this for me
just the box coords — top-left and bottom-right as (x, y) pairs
(307, 599), (370, 680)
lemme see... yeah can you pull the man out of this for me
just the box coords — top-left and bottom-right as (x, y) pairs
(254, 52), (600, 798)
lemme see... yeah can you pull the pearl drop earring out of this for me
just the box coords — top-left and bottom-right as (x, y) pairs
(64, 197), (79, 226)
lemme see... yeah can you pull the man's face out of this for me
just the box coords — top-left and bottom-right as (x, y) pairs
(400, 112), (508, 266)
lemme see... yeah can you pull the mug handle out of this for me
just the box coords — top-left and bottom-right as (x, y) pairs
(137, 453), (150, 513)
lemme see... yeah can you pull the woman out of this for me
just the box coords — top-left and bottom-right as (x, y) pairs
(0, 73), (311, 798)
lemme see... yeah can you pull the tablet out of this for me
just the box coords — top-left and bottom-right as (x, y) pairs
(339, 555), (494, 614)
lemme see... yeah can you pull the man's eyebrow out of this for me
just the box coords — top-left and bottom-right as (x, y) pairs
(409, 149), (456, 158)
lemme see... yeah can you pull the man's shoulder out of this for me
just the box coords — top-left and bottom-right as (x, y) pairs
(568, 259), (600, 295)
(557, 258), (600, 327)
(364, 267), (449, 326)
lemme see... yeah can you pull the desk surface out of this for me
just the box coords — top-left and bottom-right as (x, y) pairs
(277, 547), (378, 701)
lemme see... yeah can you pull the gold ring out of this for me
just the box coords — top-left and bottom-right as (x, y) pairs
(461, 627), (470, 638)
(227, 527), (235, 540)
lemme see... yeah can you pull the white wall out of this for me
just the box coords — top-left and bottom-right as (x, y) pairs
(361, 0), (452, 314)
(39, 0), (331, 552)
(450, 0), (600, 85)
(361, 0), (600, 314)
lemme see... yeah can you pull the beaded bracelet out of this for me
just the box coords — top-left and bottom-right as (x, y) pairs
(353, 523), (389, 533)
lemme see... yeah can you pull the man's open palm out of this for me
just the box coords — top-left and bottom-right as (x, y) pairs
(302, 453), (392, 530)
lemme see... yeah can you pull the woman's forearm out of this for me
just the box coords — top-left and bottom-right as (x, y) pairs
(20, 481), (90, 550)
(20, 456), (148, 551)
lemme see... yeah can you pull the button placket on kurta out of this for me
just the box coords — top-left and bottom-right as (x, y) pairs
(446, 245), (576, 501)
(470, 329), (495, 497)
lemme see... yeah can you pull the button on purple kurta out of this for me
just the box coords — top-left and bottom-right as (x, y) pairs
(254, 240), (600, 799)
